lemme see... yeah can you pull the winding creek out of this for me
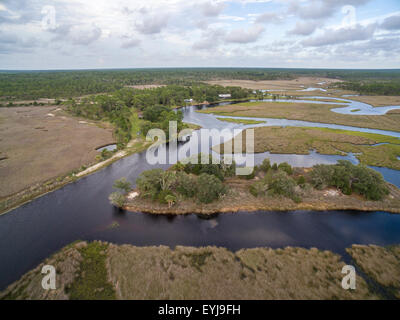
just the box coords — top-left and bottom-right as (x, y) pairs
(1, 95), (400, 290)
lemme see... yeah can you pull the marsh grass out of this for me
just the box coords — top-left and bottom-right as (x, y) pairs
(68, 241), (116, 300)
(216, 126), (400, 170)
(347, 245), (400, 299)
(216, 117), (266, 124)
(197, 101), (400, 132)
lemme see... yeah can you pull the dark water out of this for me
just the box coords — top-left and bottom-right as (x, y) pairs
(0, 101), (400, 290)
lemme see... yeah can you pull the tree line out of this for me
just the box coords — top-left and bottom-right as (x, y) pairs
(2, 68), (400, 101)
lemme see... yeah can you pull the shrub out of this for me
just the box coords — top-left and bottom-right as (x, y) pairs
(136, 169), (163, 199)
(165, 194), (177, 208)
(345, 163), (388, 200)
(184, 154), (225, 181)
(196, 173), (227, 203)
(101, 149), (112, 160)
(157, 190), (174, 204)
(311, 161), (389, 200)
(249, 182), (266, 197)
(311, 164), (335, 190)
(160, 171), (177, 191)
(297, 175), (306, 186)
(259, 158), (271, 172)
(109, 192), (125, 207)
(271, 163), (278, 170)
(267, 171), (301, 203)
(171, 161), (185, 172)
(278, 162), (293, 175)
(220, 157), (236, 177)
(176, 172), (197, 197)
(113, 177), (131, 193)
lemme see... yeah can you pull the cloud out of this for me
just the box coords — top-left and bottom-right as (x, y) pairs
(70, 25), (102, 45)
(255, 12), (282, 24)
(225, 24), (264, 43)
(302, 24), (376, 47)
(287, 21), (321, 36)
(380, 14), (400, 30)
(199, 1), (226, 17)
(288, 0), (371, 20)
(192, 28), (226, 50)
(121, 38), (141, 49)
(0, 31), (38, 53)
(135, 13), (169, 34)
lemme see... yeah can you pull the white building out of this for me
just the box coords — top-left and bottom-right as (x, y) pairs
(218, 93), (231, 99)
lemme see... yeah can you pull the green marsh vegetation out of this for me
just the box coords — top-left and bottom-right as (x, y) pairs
(217, 126), (400, 170)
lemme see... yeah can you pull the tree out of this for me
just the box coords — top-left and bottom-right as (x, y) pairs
(176, 172), (197, 198)
(278, 162), (293, 175)
(267, 170), (300, 203)
(259, 158), (271, 172)
(136, 169), (163, 199)
(113, 177), (131, 193)
(109, 192), (125, 207)
(165, 194), (177, 208)
(196, 173), (227, 203)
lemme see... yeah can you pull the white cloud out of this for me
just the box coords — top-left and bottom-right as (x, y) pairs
(225, 24), (264, 43)
(302, 24), (376, 47)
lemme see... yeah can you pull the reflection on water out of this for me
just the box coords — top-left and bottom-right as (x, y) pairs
(96, 144), (117, 152)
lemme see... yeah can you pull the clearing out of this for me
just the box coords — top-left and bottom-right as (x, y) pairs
(0, 106), (114, 198)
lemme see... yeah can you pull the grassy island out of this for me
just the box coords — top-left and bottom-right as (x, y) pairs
(2, 241), (400, 300)
(215, 126), (400, 170)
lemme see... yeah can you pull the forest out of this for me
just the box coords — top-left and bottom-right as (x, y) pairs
(337, 80), (400, 95)
(65, 84), (252, 147)
(2, 68), (400, 100)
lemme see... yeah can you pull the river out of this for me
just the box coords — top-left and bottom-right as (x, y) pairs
(0, 96), (400, 290)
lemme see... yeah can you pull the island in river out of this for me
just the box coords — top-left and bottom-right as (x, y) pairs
(122, 159), (400, 215)
(1, 240), (399, 300)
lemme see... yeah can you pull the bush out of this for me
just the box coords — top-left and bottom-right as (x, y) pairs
(184, 154), (225, 181)
(171, 161), (185, 172)
(271, 163), (278, 170)
(113, 177), (131, 193)
(109, 192), (125, 207)
(196, 173), (227, 203)
(297, 175), (306, 186)
(278, 162), (293, 175)
(311, 161), (389, 200)
(249, 181), (266, 197)
(267, 171), (301, 203)
(157, 190), (174, 204)
(136, 169), (164, 199)
(259, 158), (271, 172)
(311, 164), (335, 190)
(176, 172), (197, 198)
(220, 157), (236, 177)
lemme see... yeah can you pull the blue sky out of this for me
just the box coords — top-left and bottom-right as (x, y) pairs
(0, 0), (399, 69)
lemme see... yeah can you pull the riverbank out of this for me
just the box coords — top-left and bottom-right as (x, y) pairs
(0, 138), (151, 215)
(124, 174), (400, 215)
(3, 240), (400, 300)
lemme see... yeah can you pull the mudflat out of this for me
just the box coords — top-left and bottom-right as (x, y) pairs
(0, 106), (114, 198)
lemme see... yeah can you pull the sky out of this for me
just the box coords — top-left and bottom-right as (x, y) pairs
(0, 0), (400, 70)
